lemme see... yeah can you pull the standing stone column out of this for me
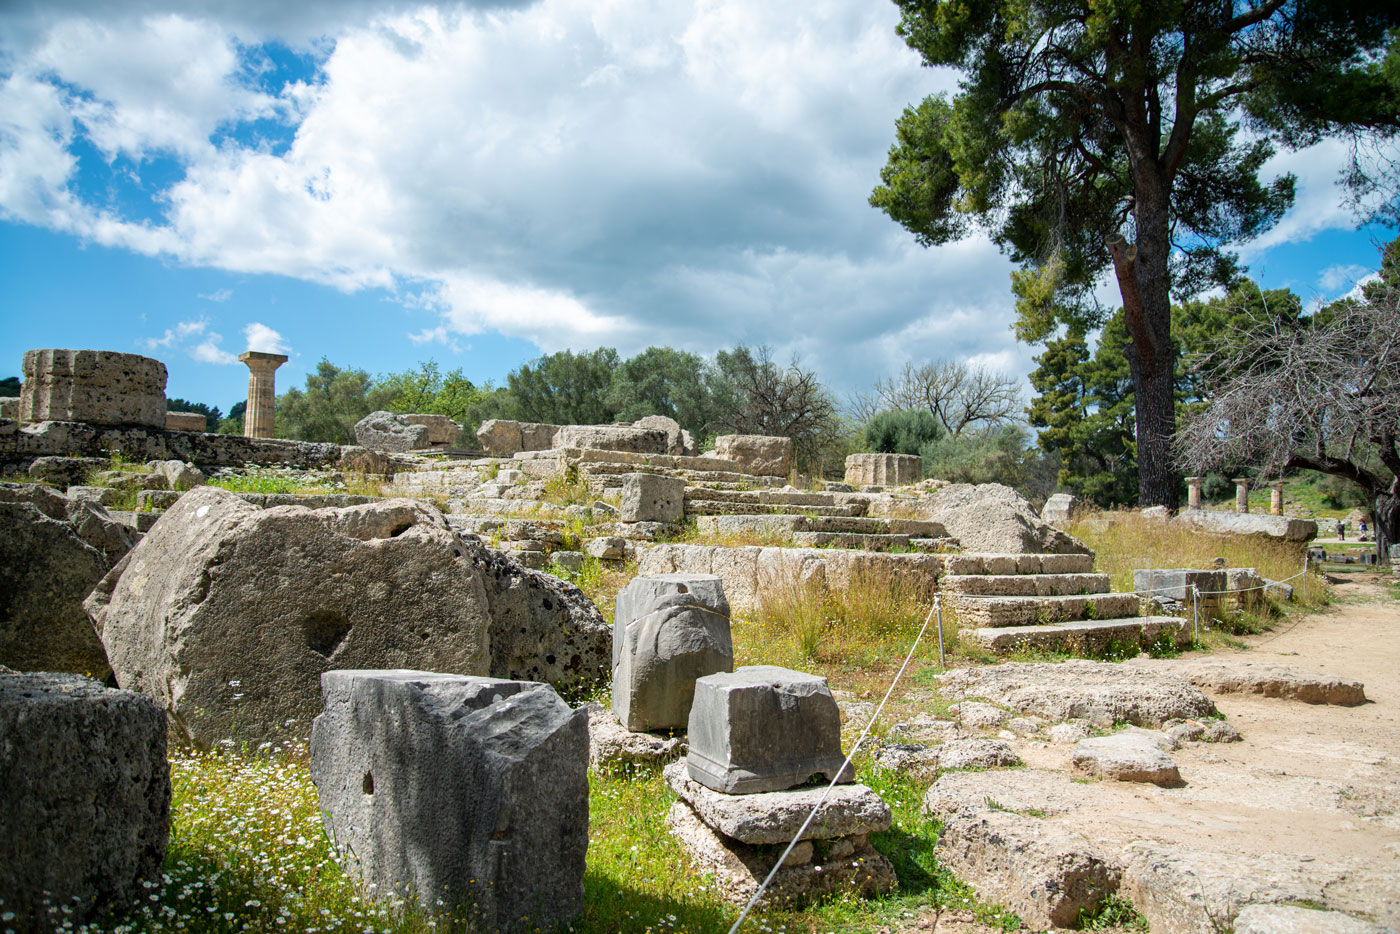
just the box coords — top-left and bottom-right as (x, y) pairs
(1232, 478), (1250, 513)
(1269, 481), (1285, 516)
(238, 352), (287, 439)
(1185, 477), (1203, 511)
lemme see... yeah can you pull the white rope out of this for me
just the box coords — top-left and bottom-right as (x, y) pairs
(726, 598), (938, 934)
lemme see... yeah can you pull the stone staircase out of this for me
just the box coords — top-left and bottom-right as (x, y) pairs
(942, 553), (1190, 655)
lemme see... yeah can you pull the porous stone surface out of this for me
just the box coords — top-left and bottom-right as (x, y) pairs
(0, 669), (170, 933)
(663, 761), (890, 843)
(687, 665), (851, 793)
(1173, 509), (1318, 542)
(632, 415), (693, 456)
(949, 700), (1009, 728)
(2, 420), (344, 469)
(844, 452), (922, 487)
(164, 410), (207, 432)
(1201, 719), (1241, 743)
(711, 434), (793, 477)
(550, 550), (584, 573)
(665, 800), (895, 908)
(337, 445), (392, 475)
(0, 483), (134, 677)
(353, 410), (432, 452)
(1142, 658), (1367, 706)
(0, 397), (17, 419)
(934, 738), (1022, 771)
(888, 715), (963, 743)
(923, 483), (1090, 554)
(475, 419), (561, 455)
(936, 807), (1121, 930)
(923, 768), (1094, 820)
(21, 349), (167, 428)
(1233, 905), (1389, 934)
(86, 487), (608, 746)
(872, 742), (942, 781)
(937, 660), (1216, 728)
(551, 424), (669, 454)
(1072, 733), (1184, 786)
(309, 670), (587, 931)
(1049, 720), (1094, 744)
(581, 702), (684, 770)
(620, 472), (686, 523)
(402, 413), (462, 444)
(1041, 492), (1086, 527)
(585, 535), (627, 560)
(150, 459), (205, 491)
(28, 454), (106, 487)
(611, 573), (732, 731)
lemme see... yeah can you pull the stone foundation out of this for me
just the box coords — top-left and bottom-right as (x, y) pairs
(844, 452), (922, 487)
(21, 349), (166, 428)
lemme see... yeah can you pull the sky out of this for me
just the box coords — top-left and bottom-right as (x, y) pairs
(0, 0), (1394, 416)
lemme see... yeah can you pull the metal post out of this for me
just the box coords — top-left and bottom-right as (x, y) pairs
(934, 595), (946, 668)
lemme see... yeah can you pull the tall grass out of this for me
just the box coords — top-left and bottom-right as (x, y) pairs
(1068, 509), (1328, 610)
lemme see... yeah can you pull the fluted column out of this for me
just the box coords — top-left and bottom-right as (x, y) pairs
(1185, 476), (1203, 510)
(1232, 477), (1250, 513)
(238, 351), (287, 439)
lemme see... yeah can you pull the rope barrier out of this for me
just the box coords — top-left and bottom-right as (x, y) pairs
(726, 600), (938, 934)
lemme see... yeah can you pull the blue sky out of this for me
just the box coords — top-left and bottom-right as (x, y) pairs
(0, 0), (1394, 416)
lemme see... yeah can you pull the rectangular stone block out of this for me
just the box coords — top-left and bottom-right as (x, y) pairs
(21, 349), (167, 429)
(621, 472), (686, 523)
(844, 452), (923, 487)
(309, 670), (587, 931)
(686, 665), (851, 794)
(711, 434), (793, 477)
(164, 411), (207, 432)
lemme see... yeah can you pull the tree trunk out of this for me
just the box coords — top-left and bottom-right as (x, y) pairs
(1117, 175), (1180, 509)
(1374, 489), (1400, 565)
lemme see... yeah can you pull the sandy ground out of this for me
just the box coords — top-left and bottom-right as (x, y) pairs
(890, 573), (1400, 932)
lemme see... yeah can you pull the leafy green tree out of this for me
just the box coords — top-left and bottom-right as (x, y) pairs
(507, 348), (620, 426)
(920, 423), (1057, 499)
(0, 376), (19, 397)
(863, 408), (942, 456)
(871, 0), (1398, 507)
(275, 359), (377, 444)
(373, 360), (494, 436)
(166, 398), (223, 433)
(217, 400), (246, 435)
(606, 346), (719, 443)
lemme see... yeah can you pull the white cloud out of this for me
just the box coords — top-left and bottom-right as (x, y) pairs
(1316, 263), (1373, 296)
(242, 321), (289, 354)
(190, 335), (237, 364)
(200, 288), (233, 302)
(141, 317), (211, 349)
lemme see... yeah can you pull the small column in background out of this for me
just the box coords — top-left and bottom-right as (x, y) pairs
(1185, 476), (1203, 511)
(1269, 481), (1285, 516)
(238, 351), (287, 439)
(1232, 477), (1251, 513)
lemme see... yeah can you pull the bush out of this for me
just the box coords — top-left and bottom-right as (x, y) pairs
(863, 409), (941, 456)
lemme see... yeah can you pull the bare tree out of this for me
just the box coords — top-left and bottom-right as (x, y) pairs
(711, 345), (841, 470)
(1178, 277), (1400, 560)
(872, 360), (1021, 436)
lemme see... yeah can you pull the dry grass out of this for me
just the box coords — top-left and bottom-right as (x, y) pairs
(663, 521), (802, 549)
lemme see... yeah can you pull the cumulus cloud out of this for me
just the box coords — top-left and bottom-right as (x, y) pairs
(142, 317), (211, 349)
(190, 336), (237, 365)
(243, 322), (289, 354)
(1317, 263), (1373, 296)
(0, 0), (1374, 395)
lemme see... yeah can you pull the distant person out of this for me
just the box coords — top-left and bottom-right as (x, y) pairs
(1336, 519), (1345, 541)
(1360, 518), (1368, 535)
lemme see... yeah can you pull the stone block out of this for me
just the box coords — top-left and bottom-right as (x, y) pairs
(0, 397), (17, 419)
(1233, 905), (1388, 934)
(843, 452), (922, 487)
(686, 665), (851, 794)
(621, 472), (686, 523)
(612, 573), (732, 731)
(551, 424), (670, 454)
(20, 349), (167, 428)
(476, 419), (561, 455)
(711, 434), (792, 477)
(150, 459), (206, 491)
(632, 415), (691, 456)
(1173, 509), (1318, 542)
(28, 455), (105, 488)
(1133, 568), (1227, 615)
(309, 670), (587, 930)
(164, 410), (207, 432)
(1041, 492), (1085, 527)
(402, 413), (462, 445)
(664, 761), (889, 843)
(550, 550), (585, 573)
(0, 670), (169, 932)
(585, 536), (627, 560)
(1072, 733), (1183, 786)
(582, 702), (685, 771)
(353, 410), (432, 452)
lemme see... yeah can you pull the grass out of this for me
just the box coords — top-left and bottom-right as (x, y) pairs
(47, 745), (1029, 934)
(206, 468), (384, 498)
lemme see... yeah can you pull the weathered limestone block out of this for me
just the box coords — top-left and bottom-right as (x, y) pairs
(585, 536), (627, 560)
(633, 415), (694, 456)
(353, 410), (432, 452)
(1226, 567), (1266, 610)
(0, 482), (136, 678)
(621, 472), (685, 523)
(164, 411), (207, 432)
(582, 702), (685, 770)
(551, 424), (669, 454)
(934, 738), (1022, 770)
(664, 761), (889, 843)
(149, 459), (205, 491)
(0, 397), (17, 419)
(1155, 658), (1367, 706)
(924, 483), (1090, 554)
(86, 487), (609, 746)
(0, 669), (170, 933)
(665, 800), (895, 908)
(844, 452), (922, 487)
(712, 434), (793, 477)
(935, 808), (1121, 929)
(28, 454), (105, 487)
(3, 420), (344, 469)
(337, 445), (392, 475)
(21, 349), (167, 428)
(403, 413), (462, 445)
(1072, 733), (1183, 786)
(475, 419), (561, 455)
(687, 665), (851, 794)
(1233, 905), (1389, 934)
(310, 670), (587, 930)
(612, 573), (732, 731)
(1041, 492), (1086, 527)
(1173, 509), (1318, 541)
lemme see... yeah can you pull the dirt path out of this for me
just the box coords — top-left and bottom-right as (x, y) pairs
(893, 574), (1400, 932)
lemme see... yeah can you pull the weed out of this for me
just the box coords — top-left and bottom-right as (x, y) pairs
(1076, 893), (1149, 930)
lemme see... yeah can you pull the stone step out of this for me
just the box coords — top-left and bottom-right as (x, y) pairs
(941, 552), (1097, 576)
(940, 573), (1113, 597)
(580, 463), (785, 486)
(684, 499), (866, 517)
(695, 513), (949, 537)
(790, 531), (911, 550)
(683, 487), (867, 509)
(950, 592), (1141, 628)
(963, 616), (1191, 655)
(560, 446), (785, 477)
